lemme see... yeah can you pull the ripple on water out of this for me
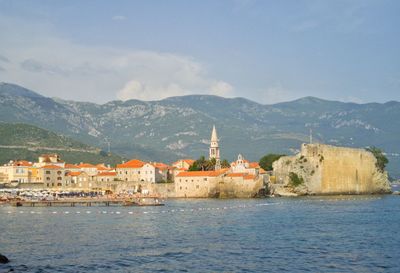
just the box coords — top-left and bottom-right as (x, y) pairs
(0, 197), (400, 272)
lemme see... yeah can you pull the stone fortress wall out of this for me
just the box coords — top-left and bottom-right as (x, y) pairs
(272, 143), (391, 195)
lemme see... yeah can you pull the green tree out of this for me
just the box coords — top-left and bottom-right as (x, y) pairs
(289, 172), (304, 187)
(366, 146), (388, 172)
(221, 159), (231, 168)
(259, 154), (285, 171)
(189, 156), (231, 171)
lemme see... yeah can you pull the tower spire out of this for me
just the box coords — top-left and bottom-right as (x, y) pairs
(211, 125), (218, 142)
(209, 125), (221, 169)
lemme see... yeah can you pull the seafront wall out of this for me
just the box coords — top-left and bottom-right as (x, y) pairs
(272, 143), (391, 195)
(217, 177), (264, 198)
(11, 178), (263, 199)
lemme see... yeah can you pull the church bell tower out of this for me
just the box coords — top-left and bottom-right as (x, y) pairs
(209, 125), (221, 170)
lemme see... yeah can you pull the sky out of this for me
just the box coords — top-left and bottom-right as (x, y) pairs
(0, 0), (399, 104)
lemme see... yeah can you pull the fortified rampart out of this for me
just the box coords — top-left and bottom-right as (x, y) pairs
(272, 144), (391, 195)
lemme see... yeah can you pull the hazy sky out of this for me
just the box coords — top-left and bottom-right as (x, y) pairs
(0, 0), (399, 104)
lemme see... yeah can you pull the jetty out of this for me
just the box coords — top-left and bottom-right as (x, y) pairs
(10, 197), (164, 207)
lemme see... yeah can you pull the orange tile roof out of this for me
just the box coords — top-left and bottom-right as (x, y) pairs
(172, 159), (195, 166)
(183, 159), (195, 164)
(226, 172), (247, 177)
(78, 163), (96, 168)
(153, 162), (171, 170)
(66, 171), (82, 177)
(65, 164), (79, 169)
(176, 169), (228, 177)
(97, 165), (111, 171)
(249, 162), (260, 168)
(97, 171), (116, 176)
(42, 165), (62, 169)
(244, 174), (256, 180)
(117, 159), (145, 169)
(259, 168), (267, 174)
(13, 160), (33, 167)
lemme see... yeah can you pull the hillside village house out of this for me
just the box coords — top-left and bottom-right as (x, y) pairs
(0, 160), (33, 183)
(116, 159), (173, 183)
(116, 159), (144, 182)
(172, 159), (195, 170)
(65, 171), (91, 189)
(42, 165), (65, 187)
(77, 163), (98, 176)
(35, 154), (65, 168)
(96, 171), (117, 183)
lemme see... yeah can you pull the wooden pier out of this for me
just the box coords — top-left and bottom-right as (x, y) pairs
(11, 198), (164, 207)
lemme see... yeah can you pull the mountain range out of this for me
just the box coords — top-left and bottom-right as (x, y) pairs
(1, 82), (399, 177)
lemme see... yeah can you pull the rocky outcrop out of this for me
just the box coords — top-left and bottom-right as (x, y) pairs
(272, 144), (392, 195)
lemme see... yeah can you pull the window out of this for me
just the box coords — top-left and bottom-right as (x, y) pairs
(57, 177), (62, 180)
(52, 183), (54, 186)
(138, 171), (140, 174)
(57, 171), (62, 175)
(47, 183), (49, 187)
(57, 183), (62, 186)
(46, 177), (50, 181)
(46, 171), (50, 174)
(196, 185), (199, 189)
(180, 186), (182, 190)
(125, 171), (128, 175)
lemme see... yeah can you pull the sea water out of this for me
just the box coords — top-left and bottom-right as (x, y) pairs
(1, 196), (399, 272)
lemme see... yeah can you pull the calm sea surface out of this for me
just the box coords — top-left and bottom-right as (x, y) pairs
(1, 195), (400, 273)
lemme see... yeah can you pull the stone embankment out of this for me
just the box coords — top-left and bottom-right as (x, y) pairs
(271, 143), (392, 196)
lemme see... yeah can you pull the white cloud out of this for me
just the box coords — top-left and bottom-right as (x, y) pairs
(116, 80), (185, 101)
(210, 81), (234, 96)
(112, 15), (127, 21)
(0, 15), (234, 103)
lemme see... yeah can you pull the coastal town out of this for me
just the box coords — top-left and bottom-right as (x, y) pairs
(0, 126), (268, 200)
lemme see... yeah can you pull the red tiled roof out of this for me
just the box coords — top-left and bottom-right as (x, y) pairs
(78, 163), (96, 168)
(226, 173), (247, 177)
(244, 174), (256, 180)
(117, 159), (145, 169)
(249, 162), (260, 168)
(65, 164), (79, 169)
(153, 162), (171, 170)
(13, 160), (33, 167)
(66, 171), (82, 177)
(97, 171), (116, 176)
(172, 159), (195, 166)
